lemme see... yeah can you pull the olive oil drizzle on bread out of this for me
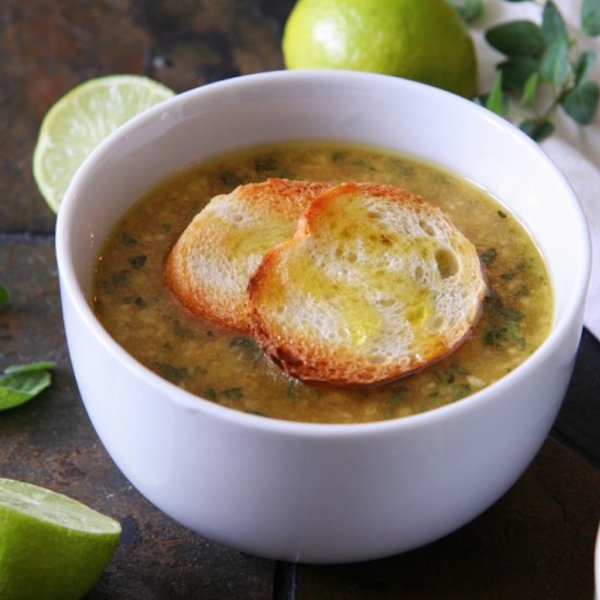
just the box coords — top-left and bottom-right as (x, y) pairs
(248, 182), (487, 386)
(165, 178), (330, 333)
(167, 177), (487, 386)
(94, 141), (552, 422)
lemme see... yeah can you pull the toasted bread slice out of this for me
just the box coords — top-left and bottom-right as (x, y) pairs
(248, 182), (487, 386)
(164, 178), (330, 333)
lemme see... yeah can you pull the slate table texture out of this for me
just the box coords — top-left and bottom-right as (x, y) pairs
(1, 1), (599, 599)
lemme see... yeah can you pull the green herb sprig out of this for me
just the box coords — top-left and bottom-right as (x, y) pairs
(480, 0), (600, 141)
(0, 283), (9, 308)
(448, 0), (485, 24)
(0, 362), (56, 411)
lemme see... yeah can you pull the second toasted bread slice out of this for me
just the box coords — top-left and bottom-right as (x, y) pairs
(165, 178), (330, 333)
(248, 182), (487, 386)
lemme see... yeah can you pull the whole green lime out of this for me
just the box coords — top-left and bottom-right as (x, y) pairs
(282, 0), (477, 98)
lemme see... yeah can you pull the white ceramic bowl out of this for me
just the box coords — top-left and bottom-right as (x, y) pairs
(56, 71), (590, 563)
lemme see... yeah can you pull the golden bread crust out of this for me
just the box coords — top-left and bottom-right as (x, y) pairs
(164, 178), (330, 333)
(248, 182), (487, 386)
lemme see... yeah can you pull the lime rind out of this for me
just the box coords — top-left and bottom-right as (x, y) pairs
(0, 477), (121, 533)
(0, 478), (121, 600)
(33, 74), (175, 213)
(282, 0), (477, 98)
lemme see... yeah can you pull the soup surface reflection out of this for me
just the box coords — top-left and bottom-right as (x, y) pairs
(93, 142), (553, 423)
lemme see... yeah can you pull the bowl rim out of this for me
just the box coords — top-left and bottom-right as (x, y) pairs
(55, 69), (592, 437)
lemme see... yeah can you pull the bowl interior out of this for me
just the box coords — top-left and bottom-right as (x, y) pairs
(58, 70), (590, 395)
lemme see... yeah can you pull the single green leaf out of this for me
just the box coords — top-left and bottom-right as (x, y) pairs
(447, 0), (483, 24)
(541, 1), (569, 46)
(121, 232), (138, 246)
(573, 50), (597, 85)
(498, 56), (539, 91)
(127, 254), (147, 269)
(0, 369), (52, 411)
(154, 361), (188, 383)
(561, 80), (600, 124)
(223, 387), (244, 400)
(582, 0), (600, 36)
(519, 119), (555, 141)
(0, 284), (9, 309)
(486, 72), (506, 115)
(479, 248), (497, 264)
(521, 72), (540, 106)
(4, 361), (56, 375)
(485, 21), (545, 57)
(540, 38), (570, 84)
(229, 336), (261, 355)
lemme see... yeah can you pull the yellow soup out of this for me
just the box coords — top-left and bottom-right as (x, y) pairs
(93, 142), (553, 423)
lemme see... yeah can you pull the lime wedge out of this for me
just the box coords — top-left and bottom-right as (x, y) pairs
(0, 478), (121, 600)
(32, 74), (175, 213)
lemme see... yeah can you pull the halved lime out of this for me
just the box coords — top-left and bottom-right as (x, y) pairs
(0, 478), (121, 600)
(32, 74), (175, 213)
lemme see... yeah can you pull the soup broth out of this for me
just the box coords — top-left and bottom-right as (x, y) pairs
(93, 142), (552, 424)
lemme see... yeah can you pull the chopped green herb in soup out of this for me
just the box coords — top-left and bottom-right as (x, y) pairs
(93, 142), (553, 424)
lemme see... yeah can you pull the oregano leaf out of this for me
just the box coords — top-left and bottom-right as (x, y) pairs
(582, 0), (600, 36)
(447, 0), (483, 24)
(521, 72), (540, 107)
(485, 21), (546, 57)
(573, 50), (597, 84)
(486, 72), (506, 115)
(480, 0), (599, 138)
(540, 38), (570, 84)
(541, 1), (569, 46)
(561, 80), (600, 124)
(498, 56), (539, 91)
(519, 119), (555, 141)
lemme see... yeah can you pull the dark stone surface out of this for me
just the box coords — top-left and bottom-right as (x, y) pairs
(0, 241), (274, 600)
(1, 1), (599, 598)
(298, 438), (600, 599)
(555, 329), (600, 465)
(0, 0), (294, 233)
